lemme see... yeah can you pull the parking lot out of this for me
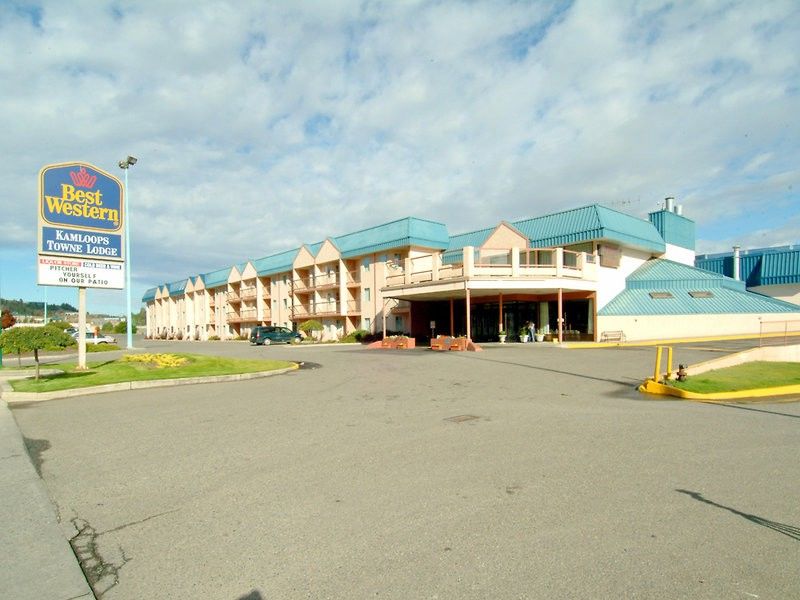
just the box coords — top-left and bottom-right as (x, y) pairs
(10, 339), (800, 599)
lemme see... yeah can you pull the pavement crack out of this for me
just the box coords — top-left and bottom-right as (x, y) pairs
(100, 508), (180, 536)
(70, 517), (130, 598)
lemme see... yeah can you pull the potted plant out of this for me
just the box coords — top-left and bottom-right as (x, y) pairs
(518, 326), (529, 343)
(498, 329), (507, 343)
(535, 328), (545, 342)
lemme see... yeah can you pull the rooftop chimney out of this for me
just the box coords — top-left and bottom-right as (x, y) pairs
(733, 245), (741, 281)
(665, 197), (675, 212)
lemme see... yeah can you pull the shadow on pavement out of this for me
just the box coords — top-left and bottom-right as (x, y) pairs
(677, 489), (800, 542)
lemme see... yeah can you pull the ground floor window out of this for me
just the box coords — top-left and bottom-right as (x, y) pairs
(406, 294), (595, 342)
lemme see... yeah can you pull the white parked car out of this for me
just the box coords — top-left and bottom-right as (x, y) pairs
(71, 331), (117, 344)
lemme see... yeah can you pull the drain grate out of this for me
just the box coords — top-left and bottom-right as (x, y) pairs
(444, 414), (480, 423)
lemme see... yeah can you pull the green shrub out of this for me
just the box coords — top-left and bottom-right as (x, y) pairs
(340, 329), (369, 343)
(101, 322), (114, 333)
(47, 320), (73, 331)
(208, 335), (220, 341)
(86, 343), (120, 352)
(113, 321), (137, 334)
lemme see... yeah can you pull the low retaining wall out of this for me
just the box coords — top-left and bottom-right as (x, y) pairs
(686, 344), (800, 376)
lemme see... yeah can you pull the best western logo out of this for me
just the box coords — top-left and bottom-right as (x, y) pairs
(44, 183), (119, 224)
(42, 166), (122, 230)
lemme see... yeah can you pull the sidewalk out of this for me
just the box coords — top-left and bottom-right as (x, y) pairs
(0, 392), (94, 599)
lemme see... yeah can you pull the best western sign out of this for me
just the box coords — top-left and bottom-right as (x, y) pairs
(37, 162), (125, 289)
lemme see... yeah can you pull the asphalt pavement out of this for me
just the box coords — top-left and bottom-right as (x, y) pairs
(2, 338), (799, 599)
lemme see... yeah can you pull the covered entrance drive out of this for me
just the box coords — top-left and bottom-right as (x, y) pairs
(382, 245), (599, 343)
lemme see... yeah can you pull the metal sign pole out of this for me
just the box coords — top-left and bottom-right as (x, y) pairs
(77, 287), (87, 370)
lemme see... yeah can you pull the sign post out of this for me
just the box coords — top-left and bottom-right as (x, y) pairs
(37, 162), (125, 369)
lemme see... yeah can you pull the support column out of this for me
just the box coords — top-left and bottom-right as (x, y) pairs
(77, 287), (87, 370)
(498, 292), (504, 331)
(449, 299), (454, 336)
(557, 287), (563, 344)
(465, 286), (471, 341)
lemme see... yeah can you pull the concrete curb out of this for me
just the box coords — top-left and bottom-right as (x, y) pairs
(0, 403), (95, 599)
(638, 378), (800, 402)
(1, 364), (300, 404)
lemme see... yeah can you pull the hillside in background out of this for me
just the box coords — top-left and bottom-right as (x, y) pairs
(0, 297), (77, 317)
(0, 298), (146, 325)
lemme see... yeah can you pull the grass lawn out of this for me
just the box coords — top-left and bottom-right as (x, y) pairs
(10, 353), (295, 393)
(671, 361), (800, 394)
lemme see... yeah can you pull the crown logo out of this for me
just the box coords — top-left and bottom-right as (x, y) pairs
(69, 166), (97, 188)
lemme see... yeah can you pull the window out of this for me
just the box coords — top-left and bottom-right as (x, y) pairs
(364, 317), (371, 330)
(362, 258), (370, 270)
(395, 316), (404, 331)
(283, 298), (288, 308)
(364, 288), (371, 302)
(649, 292), (674, 299)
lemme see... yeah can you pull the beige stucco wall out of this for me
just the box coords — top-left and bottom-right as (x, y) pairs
(749, 283), (800, 307)
(661, 243), (695, 266)
(595, 248), (652, 311)
(598, 313), (800, 342)
(482, 223), (527, 250)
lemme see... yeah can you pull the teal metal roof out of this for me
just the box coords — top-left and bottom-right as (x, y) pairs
(252, 248), (300, 276)
(696, 246), (800, 286)
(513, 205), (666, 253)
(332, 217), (449, 259)
(442, 226), (495, 264)
(307, 241), (325, 256)
(141, 287), (157, 303)
(600, 259), (799, 316)
(200, 266), (232, 289)
(648, 209), (695, 251)
(167, 279), (188, 297)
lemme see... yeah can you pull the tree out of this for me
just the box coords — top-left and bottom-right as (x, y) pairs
(299, 319), (323, 341)
(1, 308), (16, 330)
(113, 321), (137, 334)
(48, 320), (73, 331)
(0, 325), (75, 378)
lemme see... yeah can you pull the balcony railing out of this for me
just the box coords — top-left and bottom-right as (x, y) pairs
(291, 299), (361, 319)
(226, 290), (241, 303)
(384, 246), (597, 288)
(240, 287), (257, 300)
(240, 308), (257, 321)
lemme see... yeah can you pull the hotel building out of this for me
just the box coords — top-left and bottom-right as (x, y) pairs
(142, 201), (800, 343)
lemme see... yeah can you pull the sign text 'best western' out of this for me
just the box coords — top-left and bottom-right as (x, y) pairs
(37, 162), (125, 289)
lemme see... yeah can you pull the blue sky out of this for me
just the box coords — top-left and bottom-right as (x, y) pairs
(1, 0), (798, 314)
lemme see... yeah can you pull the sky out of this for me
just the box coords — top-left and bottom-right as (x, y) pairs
(1, 0), (798, 315)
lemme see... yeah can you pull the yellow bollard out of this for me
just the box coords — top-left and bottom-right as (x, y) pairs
(654, 346), (663, 382)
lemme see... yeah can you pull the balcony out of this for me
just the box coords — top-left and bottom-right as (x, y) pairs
(290, 299), (361, 319)
(240, 308), (257, 322)
(344, 270), (361, 286)
(226, 290), (241, 303)
(314, 273), (339, 290)
(240, 287), (257, 300)
(226, 312), (243, 324)
(384, 246), (598, 290)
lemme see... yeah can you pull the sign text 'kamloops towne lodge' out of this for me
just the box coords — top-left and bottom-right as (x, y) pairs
(37, 162), (126, 290)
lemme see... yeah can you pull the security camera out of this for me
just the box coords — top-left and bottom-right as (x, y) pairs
(127, 156), (138, 165)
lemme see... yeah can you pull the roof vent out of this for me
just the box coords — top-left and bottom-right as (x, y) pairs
(665, 197), (675, 212)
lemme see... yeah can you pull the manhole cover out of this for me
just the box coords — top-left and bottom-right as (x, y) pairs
(444, 414), (480, 423)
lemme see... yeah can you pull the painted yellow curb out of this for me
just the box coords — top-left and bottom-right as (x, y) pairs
(638, 378), (800, 402)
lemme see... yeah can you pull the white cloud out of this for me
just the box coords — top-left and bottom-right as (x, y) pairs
(1, 0), (798, 311)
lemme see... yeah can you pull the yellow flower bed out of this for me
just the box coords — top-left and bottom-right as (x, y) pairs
(123, 353), (188, 368)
